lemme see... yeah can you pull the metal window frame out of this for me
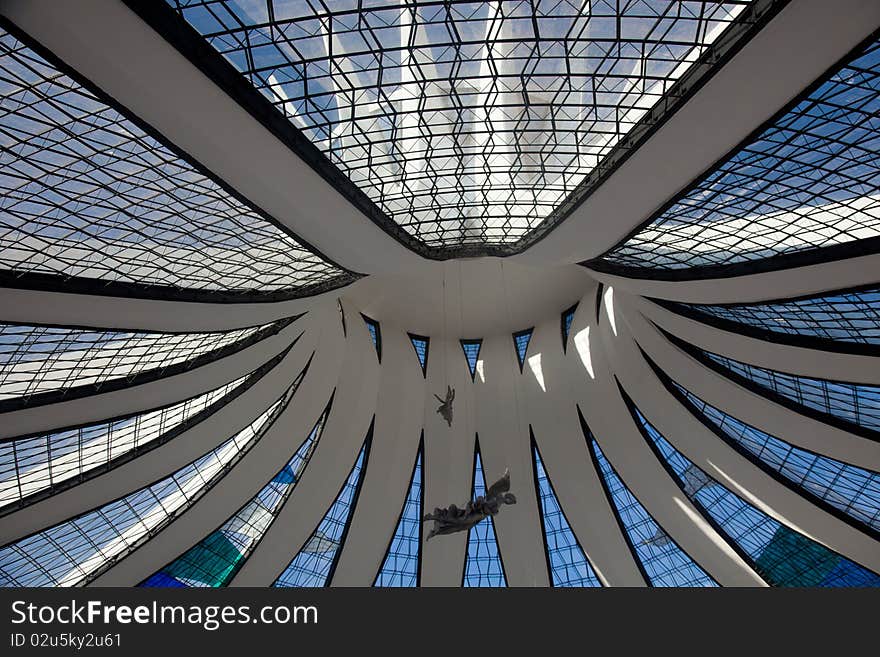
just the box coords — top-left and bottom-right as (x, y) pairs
(529, 426), (602, 587)
(0, 373), (302, 586)
(407, 333), (430, 379)
(360, 314), (382, 363)
(621, 379), (880, 585)
(459, 339), (483, 382)
(512, 328), (534, 373)
(372, 431), (424, 587)
(0, 345), (303, 518)
(461, 433), (508, 587)
(653, 285), (880, 358)
(579, 404), (719, 587)
(659, 325), (880, 443)
(642, 351), (880, 543)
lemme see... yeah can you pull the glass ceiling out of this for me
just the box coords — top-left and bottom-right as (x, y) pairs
(0, 372), (250, 511)
(598, 33), (880, 276)
(0, 317), (291, 412)
(0, 27), (352, 301)
(161, 0), (756, 253)
(671, 284), (880, 351)
(0, 387), (293, 587)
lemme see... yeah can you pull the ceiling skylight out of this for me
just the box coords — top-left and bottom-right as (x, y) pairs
(156, 0), (757, 252)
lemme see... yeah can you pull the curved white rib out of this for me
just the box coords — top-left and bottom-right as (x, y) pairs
(0, 286), (343, 334)
(0, 325), (317, 545)
(473, 331), (549, 587)
(230, 299), (379, 586)
(89, 303), (344, 586)
(618, 292), (880, 472)
(635, 296), (880, 386)
(589, 304), (765, 586)
(0, 318), (306, 439)
(607, 322), (880, 575)
(330, 325), (425, 586)
(586, 252), (880, 304)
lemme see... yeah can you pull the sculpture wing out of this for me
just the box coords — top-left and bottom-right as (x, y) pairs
(486, 468), (511, 498)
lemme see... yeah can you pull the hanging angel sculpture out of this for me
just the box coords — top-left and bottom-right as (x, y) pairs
(423, 468), (516, 540)
(434, 385), (455, 427)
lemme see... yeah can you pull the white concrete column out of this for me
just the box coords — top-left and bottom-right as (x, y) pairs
(230, 298), (380, 586)
(608, 302), (880, 574)
(587, 291), (766, 586)
(420, 337), (477, 586)
(331, 324), (425, 585)
(534, 285), (646, 586)
(0, 322), (318, 544)
(622, 295), (880, 472)
(635, 296), (880, 385)
(474, 330), (549, 586)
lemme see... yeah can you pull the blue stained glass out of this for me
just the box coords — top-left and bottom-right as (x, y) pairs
(561, 304), (578, 351)
(408, 334), (429, 376)
(674, 381), (880, 534)
(533, 443), (601, 587)
(142, 394), (327, 588)
(634, 406), (880, 587)
(460, 340), (482, 380)
(513, 329), (533, 370)
(362, 315), (381, 360)
(677, 286), (880, 347)
(589, 437), (717, 587)
(274, 433), (370, 587)
(463, 450), (507, 587)
(700, 348), (880, 434)
(140, 572), (186, 587)
(374, 449), (423, 587)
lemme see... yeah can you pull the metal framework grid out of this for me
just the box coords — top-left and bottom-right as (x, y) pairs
(0, 22), (357, 303)
(462, 440), (507, 587)
(374, 438), (423, 587)
(584, 419), (718, 587)
(0, 316), (296, 412)
(670, 378), (880, 537)
(663, 284), (880, 356)
(632, 400), (880, 586)
(0, 382), (298, 587)
(1, 372), (249, 513)
(273, 421), (373, 588)
(118, 0), (785, 259)
(531, 434), (601, 587)
(594, 31), (880, 279)
(142, 388), (330, 588)
(512, 327), (533, 372)
(670, 333), (880, 438)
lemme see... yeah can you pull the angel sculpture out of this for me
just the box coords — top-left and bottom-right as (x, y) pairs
(423, 468), (516, 540)
(434, 385), (455, 427)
